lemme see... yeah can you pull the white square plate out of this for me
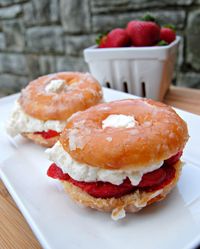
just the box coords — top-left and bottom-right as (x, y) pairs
(0, 88), (200, 249)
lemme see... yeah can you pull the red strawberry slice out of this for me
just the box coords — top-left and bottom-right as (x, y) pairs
(47, 161), (176, 198)
(70, 177), (135, 198)
(47, 163), (135, 198)
(142, 164), (176, 192)
(97, 28), (130, 48)
(164, 151), (182, 166)
(47, 163), (67, 180)
(138, 168), (166, 188)
(126, 20), (160, 46)
(34, 130), (60, 139)
(160, 27), (176, 44)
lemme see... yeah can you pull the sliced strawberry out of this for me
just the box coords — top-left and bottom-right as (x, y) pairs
(138, 167), (166, 188)
(47, 163), (69, 180)
(160, 27), (176, 44)
(47, 163), (135, 198)
(70, 177), (134, 198)
(164, 151), (182, 166)
(34, 130), (60, 139)
(142, 164), (175, 192)
(47, 160), (176, 198)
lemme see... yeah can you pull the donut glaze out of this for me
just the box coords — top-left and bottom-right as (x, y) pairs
(60, 99), (189, 170)
(19, 72), (102, 121)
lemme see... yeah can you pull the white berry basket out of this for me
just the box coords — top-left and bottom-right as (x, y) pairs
(84, 36), (180, 101)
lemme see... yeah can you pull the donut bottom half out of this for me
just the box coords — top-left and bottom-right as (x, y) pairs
(22, 132), (59, 147)
(61, 161), (182, 214)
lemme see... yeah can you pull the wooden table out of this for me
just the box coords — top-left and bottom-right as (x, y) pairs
(0, 86), (200, 249)
(164, 86), (200, 115)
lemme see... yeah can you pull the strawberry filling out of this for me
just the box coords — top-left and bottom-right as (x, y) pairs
(164, 151), (182, 166)
(34, 130), (60, 139)
(47, 152), (182, 199)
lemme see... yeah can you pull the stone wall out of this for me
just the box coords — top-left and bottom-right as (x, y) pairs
(0, 0), (200, 95)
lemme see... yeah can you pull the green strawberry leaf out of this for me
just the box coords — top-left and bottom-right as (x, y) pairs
(141, 13), (156, 22)
(95, 32), (108, 45)
(141, 13), (160, 26)
(157, 40), (169, 46)
(163, 24), (176, 32)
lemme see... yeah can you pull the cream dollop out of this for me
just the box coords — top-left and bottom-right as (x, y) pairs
(46, 141), (163, 186)
(6, 102), (67, 137)
(102, 114), (136, 129)
(45, 79), (65, 93)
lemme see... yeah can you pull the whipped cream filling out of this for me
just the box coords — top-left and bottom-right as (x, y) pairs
(45, 79), (66, 93)
(46, 141), (164, 186)
(102, 114), (136, 129)
(6, 102), (67, 137)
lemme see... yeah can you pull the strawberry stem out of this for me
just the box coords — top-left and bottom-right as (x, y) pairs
(95, 32), (108, 45)
(163, 24), (176, 32)
(157, 40), (169, 46)
(141, 13), (156, 22)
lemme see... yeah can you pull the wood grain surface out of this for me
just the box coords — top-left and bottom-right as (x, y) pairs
(164, 86), (200, 115)
(0, 86), (200, 249)
(0, 181), (42, 249)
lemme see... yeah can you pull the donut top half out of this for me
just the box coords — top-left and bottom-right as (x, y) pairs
(19, 72), (102, 121)
(60, 99), (189, 170)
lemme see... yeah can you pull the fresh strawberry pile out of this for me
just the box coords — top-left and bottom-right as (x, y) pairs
(47, 151), (182, 199)
(96, 15), (176, 48)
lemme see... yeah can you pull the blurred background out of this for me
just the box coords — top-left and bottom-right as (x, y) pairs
(0, 0), (200, 96)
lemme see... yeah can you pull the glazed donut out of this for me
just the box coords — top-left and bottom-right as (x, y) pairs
(19, 72), (102, 121)
(6, 72), (102, 147)
(60, 99), (188, 170)
(47, 98), (189, 220)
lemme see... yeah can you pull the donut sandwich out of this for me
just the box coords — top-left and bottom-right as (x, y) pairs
(7, 72), (102, 147)
(46, 99), (189, 220)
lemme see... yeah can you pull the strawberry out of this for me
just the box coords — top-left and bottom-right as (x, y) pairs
(34, 130), (60, 139)
(160, 27), (176, 44)
(96, 33), (107, 48)
(97, 28), (130, 48)
(47, 163), (69, 180)
(47, 163), (176, 198)
(164, 151), (182, 166)
(126, 19), (160, 46)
